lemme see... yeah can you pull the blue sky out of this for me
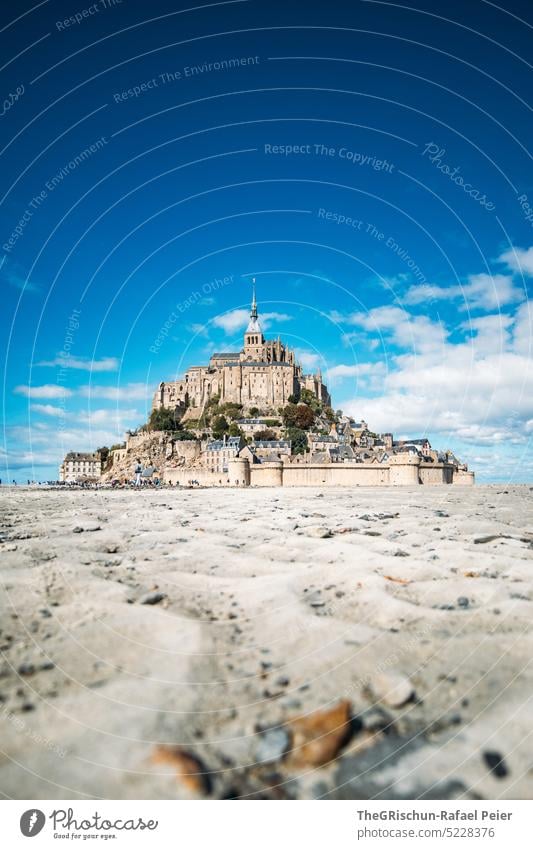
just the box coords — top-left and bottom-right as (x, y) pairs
(1, 0), (532, 482)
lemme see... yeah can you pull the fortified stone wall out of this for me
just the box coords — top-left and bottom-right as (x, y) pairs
(162, 456), (473, 487)
(419, 464), (454, 485)
(453, 469), (475, 485)
(281, 463), (389, 487)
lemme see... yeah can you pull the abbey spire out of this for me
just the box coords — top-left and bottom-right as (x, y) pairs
(245, 277), (262, 337)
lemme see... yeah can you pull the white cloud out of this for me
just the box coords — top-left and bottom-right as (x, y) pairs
(36, 356), (119, 372)
(340, 331), (379, 351)
(14, 384), (73, 399)
(30, 403), (64, 416)
(459, 314), (514, 355)
(296, 350), (322, 370)
(82, 408), (140, 426)
(327, 362), (384, 379)
(77, 382), (151, 401)
(404, 273), (524, 311)
(512, 302), (533, 355)
(212, 309), (291, 334)
(212, 309), (251, 333)
(335, 306), (447, 353)
(499, 245), (533, 276)
(0, 258), (40, 294)
(343, 312), (533, 446)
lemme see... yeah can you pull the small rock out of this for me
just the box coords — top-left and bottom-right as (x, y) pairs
(361, 705), (394, 734)
(370, 672), (414, 708)
(139, 592), (166, 605)
(483, 750), (508, 778)
(152, 746), (211, 793)
(17, 663), (35, 676)
(305, 527), (333, 539)
(457, 596), (470, 608)
(255, 728), (291, 763)
(72, 527), (84, 534)
(275, 675), (290, 688)
(287, 699), (352, 768)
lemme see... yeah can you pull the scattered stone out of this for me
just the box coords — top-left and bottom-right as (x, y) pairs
(483, 750), (508, 778)
(255, 728), (291, 763)
(370, 672), (414, 708)
(275, 675), (290, 688)
(139, 592), (166, 605)
(361, 705), (395, 734)
(72, 527), (84, 534)
(152, 746), (211, 793)
(287, 699), (352, 768)
(305, 527), (333, 539)
(384, 575), (410, 585)
(393, 550), (410, 557)
(474, 534), (508, 544)
(17, 663), (35, 676)
(457, 596), (470, 608)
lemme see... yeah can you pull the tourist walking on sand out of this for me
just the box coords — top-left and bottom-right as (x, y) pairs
(134, 459), (143, 487)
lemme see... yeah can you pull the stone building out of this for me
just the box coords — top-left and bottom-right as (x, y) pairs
(59, 451), (101, 482)
(204, 436), (244, 474)
(152, 285), (331, 416)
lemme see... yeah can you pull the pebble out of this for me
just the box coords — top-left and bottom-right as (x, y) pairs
(370, 672), (414, 708)
(457, 596), (470, 608)
(17, 663), (35, 676)
(139, 592), (166, 605)
(483, 750), (508, 778)
(152, 745), (211, 794)
(255, 728), (291, 763)
(304, 527), (333, 539)
(287, 699), (352, 768)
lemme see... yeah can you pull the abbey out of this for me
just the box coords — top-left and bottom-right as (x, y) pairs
(152, 286), (331, 415)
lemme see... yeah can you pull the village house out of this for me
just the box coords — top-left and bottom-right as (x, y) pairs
(59, 451), (102, 482)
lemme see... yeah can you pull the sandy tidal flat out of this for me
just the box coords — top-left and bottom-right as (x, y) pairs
(1, 484), (532, 800)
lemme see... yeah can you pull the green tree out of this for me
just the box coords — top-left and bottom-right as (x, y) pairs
(149, 407), (183, 431)
(254, 428), (277, 441)
(300, 388), (320, 413)
(212, 415), (229, 439)
(228, 422), (244, 437)
(96, 446), (109, 464)
(285, 426), (308, 455)
(249, 406), (260, 417)
(173, 430), (197, 441)
(282, 403), (299, 428)
(218, 402), (243, 421)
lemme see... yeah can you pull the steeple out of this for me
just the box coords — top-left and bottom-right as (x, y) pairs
(245, 277), (262, 334)
(250, 277), (258, 321)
